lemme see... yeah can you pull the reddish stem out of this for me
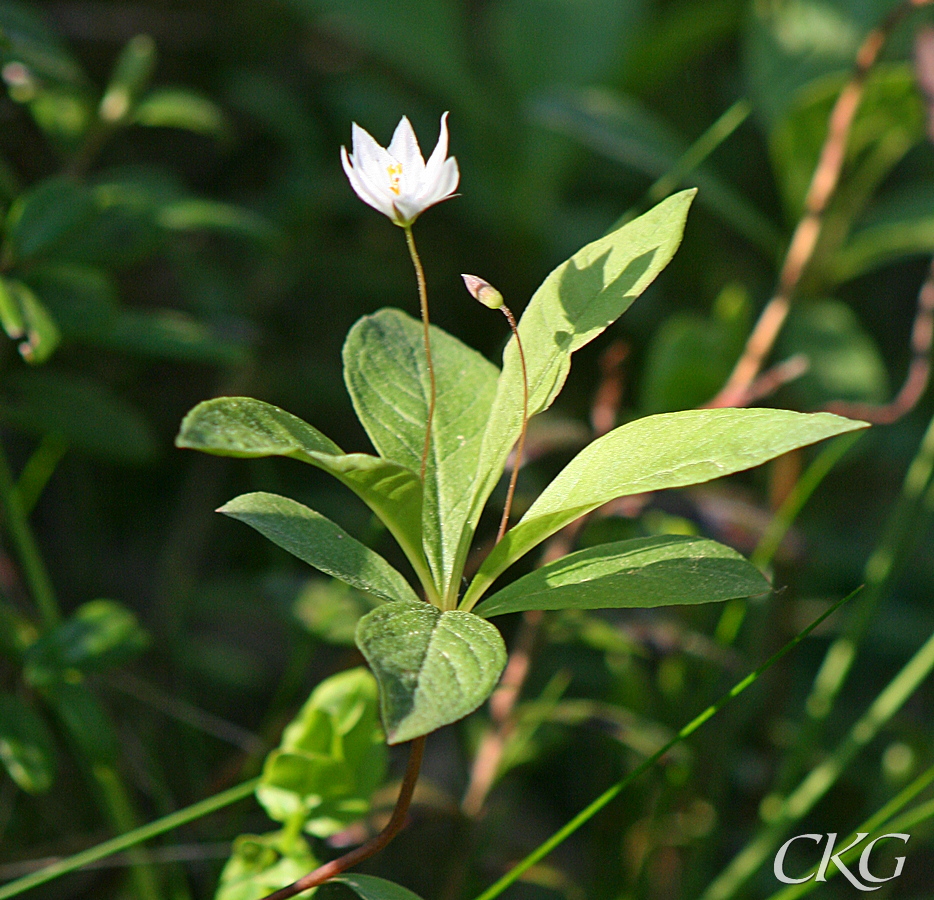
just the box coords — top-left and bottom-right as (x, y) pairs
(258, 736), (426, 900)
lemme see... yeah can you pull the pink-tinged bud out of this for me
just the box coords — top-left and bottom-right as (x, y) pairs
(461, 274), (504, 309)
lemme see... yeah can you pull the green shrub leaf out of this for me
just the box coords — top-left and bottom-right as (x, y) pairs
(177, 397), (429, 592)
(0, 693), (56, 793)
(24, 599), (149, 686)
(464, 408), (867, 607)
(455, 191), (696, 604)
(333, 874), (426, 900)
(215, 830), (318, 900)
(4, 177), (98, 263)
(473, 535), (770, 617)
(257, 668), (387, 837)
(219, 492), (419, 605)
(344, 308), (499, 598)
(355, 600), (506, 743)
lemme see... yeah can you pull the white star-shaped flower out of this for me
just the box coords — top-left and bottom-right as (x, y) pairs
(341, 112), (459, 226)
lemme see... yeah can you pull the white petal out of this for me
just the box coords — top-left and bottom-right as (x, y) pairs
(391, 196), (422, 224)
(423, 111), (450, 183)
(342, 146), (397, 219)
(420, 156), (459, 206)
(350, 122), (386, 177)
(388, 116), (425, 173)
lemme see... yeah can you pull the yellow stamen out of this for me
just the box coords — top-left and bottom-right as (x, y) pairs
(387, 162), (403, 195)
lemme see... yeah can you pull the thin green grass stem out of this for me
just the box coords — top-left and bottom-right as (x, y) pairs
(470, 590), (857, 900)
(764, 762), (934, 900)
(0, 778), (258, 899)
(699, 625), (934, 900)
(0, 440), (60, 627)
(751, 432), (863, 571)
(715, 431), (862, 645)
(609, 99), (779, 254)
(645, 99), (750, 208)
(92, 764), (163, 900)
(15, 434), (68, 516)
(775, 410), (934, 793)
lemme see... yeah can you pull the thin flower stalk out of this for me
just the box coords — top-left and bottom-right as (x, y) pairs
(405, 225), (437, 481)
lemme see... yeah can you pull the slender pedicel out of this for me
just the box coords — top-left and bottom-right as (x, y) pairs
(407, 226), (437, 480)
(461, 275), (529, 542)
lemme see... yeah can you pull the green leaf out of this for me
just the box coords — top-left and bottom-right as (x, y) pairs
(132, 88), (229, 138)
(333, 874), (426, 900)
(220, 492), (419, 605)
(776, 299), (888, 407)
(640, 284), (750, 414)
(830, 181), (934, 281)
(4, 177), (98, 263)
(355, 600), (507, 743)
(292, 579), (380, 646)
(215, 830), (318, 900)
(97, 309), (248, 365)
(177, 397), (430, 593)
(42, 681), (119, 765)
(463, 408), (867, 607)
(156, 199), (278, 244)
(456, 191), (697, 604)
(0, 278), (60, 363)
(744, 0), (884, 128)
(99, 35), (156, 125)
(473, 535), (770, 617)
(535, 90), (780, 255)
(343, 309), (499, 599)
(257, 668), (387, 837)
(0, 2), (95, 144)
(23, 264), (119, 341)
(24, 599), (149, 687)
(488, 0), (645, 99)
(0, 693), (56, 793)
(1, 368), (157, 464)
(770, 65), (923, 222)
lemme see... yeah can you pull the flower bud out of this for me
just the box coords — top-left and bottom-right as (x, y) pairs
(461, 274), (504, 310)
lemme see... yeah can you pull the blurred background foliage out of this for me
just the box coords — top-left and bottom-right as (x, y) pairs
(1, 0), (934, 898)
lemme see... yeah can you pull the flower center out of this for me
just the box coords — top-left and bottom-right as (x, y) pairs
(386, 162), (403, 196)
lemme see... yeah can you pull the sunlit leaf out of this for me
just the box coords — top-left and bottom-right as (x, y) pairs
(256, 668), (387, 837)
(178, 398), (428, 587)
(456, 191), (696, 603)
(215, 830), (317, 900)
(464, 409), (867, 607)
(473, 535), (769, 617)
(356, 600), (506, 743)
(220, 492), (420, 605)
(344, 309), (498, 598)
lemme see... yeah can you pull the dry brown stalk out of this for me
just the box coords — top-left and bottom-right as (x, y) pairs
(708, 0), (934, 409)
(825, 255), (934, 423)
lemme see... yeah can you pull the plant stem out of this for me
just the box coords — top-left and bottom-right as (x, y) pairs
(91, 763), (163, 900)
(470, 590), (857, 900)
(0, 439), (60, 627)
(496, 306), (528, 544)
(403, 225), (436, 482)
(258, 735), (426, 900)
(700, 622), (934, 900)
(708, 0), (933, 408)
(0, 779), (258, 899)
